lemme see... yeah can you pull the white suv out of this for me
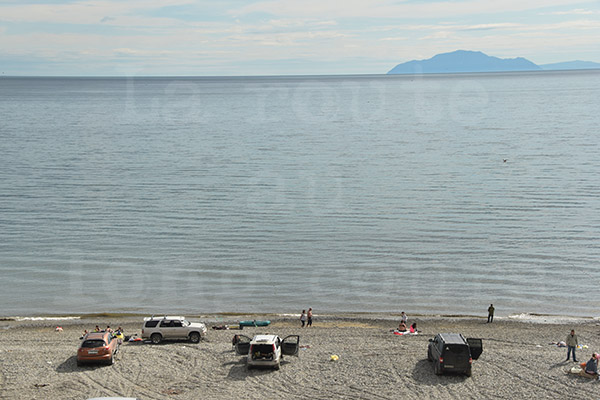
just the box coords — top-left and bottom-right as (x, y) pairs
(235, 334), (299, 370)
(141, 316), (207, 344)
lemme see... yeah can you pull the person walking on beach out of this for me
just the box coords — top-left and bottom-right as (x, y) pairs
(300, 310), (307, 327)
(307, 308), (313, 327)
(487, 304), (495, 323)
(566, 329), (579, 362)
(401, 312), (408, 324)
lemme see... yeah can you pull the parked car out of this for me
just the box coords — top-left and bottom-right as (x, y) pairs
(234, 334), (300, 370)
(427, 333), (483, 377)
(141, 315), (207, 344)
(77, 331), (120, 366)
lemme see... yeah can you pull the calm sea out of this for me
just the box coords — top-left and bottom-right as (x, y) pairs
(1, 71), (599, 317)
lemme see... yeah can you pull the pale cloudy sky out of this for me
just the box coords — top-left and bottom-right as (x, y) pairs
(1, 0), (599, 76)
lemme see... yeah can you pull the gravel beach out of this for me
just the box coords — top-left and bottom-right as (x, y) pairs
(1, 314), (598, 399)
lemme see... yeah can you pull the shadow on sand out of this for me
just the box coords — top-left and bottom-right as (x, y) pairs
(411, 359), (469, 386)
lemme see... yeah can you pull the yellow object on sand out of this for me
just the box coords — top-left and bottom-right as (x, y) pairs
(330, 355), (339, 361)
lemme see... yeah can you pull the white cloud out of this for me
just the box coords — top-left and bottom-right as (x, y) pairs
(231, 0), (598, 19)
(0, 0), (193, 25)
(1, 0), (599, 74)
(547, 8), (596, 15)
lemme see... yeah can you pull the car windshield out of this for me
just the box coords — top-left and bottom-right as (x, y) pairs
(183, 320), (190, 326)
(81, 340), (106, 348)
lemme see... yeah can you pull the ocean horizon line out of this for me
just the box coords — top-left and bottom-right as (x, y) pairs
(2, 69), (600, 80)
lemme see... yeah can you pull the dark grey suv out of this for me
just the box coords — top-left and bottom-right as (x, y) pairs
(427, 333), (482, 376)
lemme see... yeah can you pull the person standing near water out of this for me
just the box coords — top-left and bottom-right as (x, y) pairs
(400, 312), (408, 324)
(300, 310), (307, 327)
(487, 304), (495, 323)
(307, 308), (313, 327)
(566, 329), (579, 362)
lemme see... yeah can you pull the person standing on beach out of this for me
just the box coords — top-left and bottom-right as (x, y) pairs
(401, 312), (408, 324)
(307, 308), (313, 327)
(487, 304), (495, 323)
(566, 329), (579, 362)
(300, 310), (307, 327)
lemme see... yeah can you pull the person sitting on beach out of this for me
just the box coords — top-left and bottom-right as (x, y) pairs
(94, 325), (100, 332)
(410, 323), (417, 333)
(116, 326), (123, 335)
(80, 329), (89, 339)
(585, 354), (598, 375)
(398, 322), (407, 332)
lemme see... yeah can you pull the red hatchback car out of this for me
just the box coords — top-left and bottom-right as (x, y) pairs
(77, 331), (120, 366)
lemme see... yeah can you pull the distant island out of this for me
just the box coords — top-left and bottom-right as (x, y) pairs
(387, 50), (600, 74)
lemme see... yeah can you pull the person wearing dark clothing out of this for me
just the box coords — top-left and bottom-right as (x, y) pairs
(585, 354), (598, 375)
(487, 304), (495, 323)
(307, 308), (313, 327)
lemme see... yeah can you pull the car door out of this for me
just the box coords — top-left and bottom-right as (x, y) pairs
(108, 334), (118, 353)
(429, 336), (441, 359)
(234, 335), (252, 356)
(281, 335), (300, 356)
(467, 338), (483, 360)
(159, 319), (173, 338)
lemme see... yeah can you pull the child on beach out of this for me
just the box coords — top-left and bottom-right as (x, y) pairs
(410, 323), (417, 333)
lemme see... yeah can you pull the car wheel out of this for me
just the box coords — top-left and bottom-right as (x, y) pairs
(274, 363), (280, 370)
(434, 361), (442, 375)
(427, 348), (432, 361)
(465, 366), (472, 377)
(151, 333), (162, 344)
(77, 360), (83, 367)
(189, 332), (201, 343)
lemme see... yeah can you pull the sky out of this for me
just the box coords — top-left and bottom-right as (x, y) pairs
(1, 0), (599, 76)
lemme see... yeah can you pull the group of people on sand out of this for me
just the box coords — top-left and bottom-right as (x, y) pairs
(299, 308), (313, 327)
(91, 325), (123, 334)
(397, 311), (417, 333)
(563, 329), (599, 378)
(80, 325), (124, 339)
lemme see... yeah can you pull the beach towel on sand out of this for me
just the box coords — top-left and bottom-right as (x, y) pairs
(393, 330), (417, 336)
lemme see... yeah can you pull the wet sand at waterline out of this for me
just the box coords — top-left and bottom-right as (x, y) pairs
(1, 314), (599, 399)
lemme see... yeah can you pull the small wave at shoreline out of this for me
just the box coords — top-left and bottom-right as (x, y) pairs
(12, 316), (81, 322)
(2, 311), (598, 325)
(506, 313), (598, 324)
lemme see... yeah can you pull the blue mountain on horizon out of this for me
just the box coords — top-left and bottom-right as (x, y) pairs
(387, 50), (600, 74)
(540, 60), (600, 70)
